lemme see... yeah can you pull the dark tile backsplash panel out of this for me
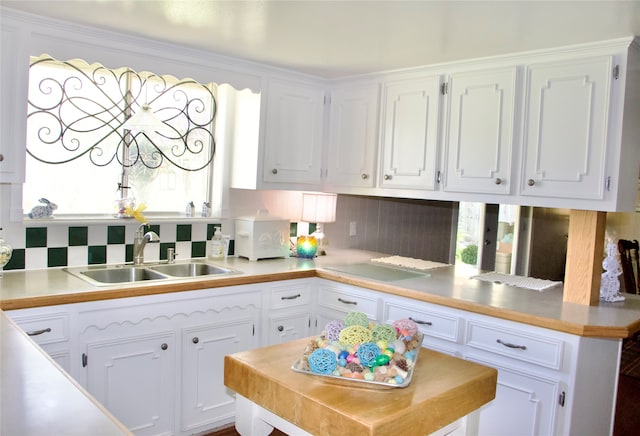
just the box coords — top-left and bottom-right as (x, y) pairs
(68, 226), (88, 246)
(5, 222), (221, 271)
(26, 227), (47, 248)
(107, 226), (126, 244)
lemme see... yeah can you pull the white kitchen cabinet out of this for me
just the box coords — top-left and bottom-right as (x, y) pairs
(376, 286), (620, 436)
(85, 331), (176, 436)
(382, 296), (464, 357)
(314, 279), (381, 334)
(325, 82), (380, 188)
(471, 355), (564, 436)
(181, 317), (255, 432)
(464, 318), (567, 435)
(8, 307), (72, 372)
(0, 23), (27, 183)
(379, 75), (442, 190)
(520, 56), (613, 201)
(76, 286), (262, 436)
(442, 66), (518, 195)
(261, 78), (325, 187)
(264, 279), (313, 345)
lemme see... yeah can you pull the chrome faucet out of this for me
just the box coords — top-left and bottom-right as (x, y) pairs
(133, 224), (160, 265)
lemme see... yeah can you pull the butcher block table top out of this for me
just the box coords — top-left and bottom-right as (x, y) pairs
(224, 337), (497, 435)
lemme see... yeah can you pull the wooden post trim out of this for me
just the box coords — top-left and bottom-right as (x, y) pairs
(563, 210), (606, 306)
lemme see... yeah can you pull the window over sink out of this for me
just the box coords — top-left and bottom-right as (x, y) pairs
(23, 55), (218, 217)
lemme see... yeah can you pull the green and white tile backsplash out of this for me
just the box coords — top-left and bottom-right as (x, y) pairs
(4, 222), (223, 271)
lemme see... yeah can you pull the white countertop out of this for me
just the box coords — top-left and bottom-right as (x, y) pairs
(1, 249), (640, 338)
(0, 312), (131, 436)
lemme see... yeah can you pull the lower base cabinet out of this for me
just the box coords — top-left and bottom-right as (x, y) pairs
(181, 318), (255, 432)
(467, 354), (563, 436)
(86, 332), (176, 436)
(7, 277), (624, 436)
(77, 286), (262, 436)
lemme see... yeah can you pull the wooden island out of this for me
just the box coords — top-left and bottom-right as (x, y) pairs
(224, 337), (497, 435)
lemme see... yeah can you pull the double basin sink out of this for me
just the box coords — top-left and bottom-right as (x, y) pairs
(64, 262), (240, 286)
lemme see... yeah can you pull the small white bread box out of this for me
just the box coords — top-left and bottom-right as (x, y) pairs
(235, 214), (289, 261)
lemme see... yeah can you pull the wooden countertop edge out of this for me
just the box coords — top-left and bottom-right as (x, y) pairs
(315, 271), (634, 339)
(1, 267), (634, 338)
(0, 270), (316, 310)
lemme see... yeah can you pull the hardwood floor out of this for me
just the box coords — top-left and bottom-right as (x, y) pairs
(206, 424), (287, 436)
(209, 375), (639, 436)
(614, 373), (640, 436)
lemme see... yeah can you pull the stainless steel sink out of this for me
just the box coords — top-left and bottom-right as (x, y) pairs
(148, 262), (235, 277)
(64, 262), (239, 286)
(79, 267), (167, 284)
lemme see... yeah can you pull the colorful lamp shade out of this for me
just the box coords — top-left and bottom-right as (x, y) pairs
(296, 235), (318, 258)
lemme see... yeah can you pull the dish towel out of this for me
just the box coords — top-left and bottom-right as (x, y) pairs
(471, 272), (563, 291)
(371, 256), (451, 271)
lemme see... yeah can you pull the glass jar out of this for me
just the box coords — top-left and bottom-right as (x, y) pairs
(0, 228), (13, 278)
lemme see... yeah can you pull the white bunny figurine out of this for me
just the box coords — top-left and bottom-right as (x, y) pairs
(28, 198), (58, 219)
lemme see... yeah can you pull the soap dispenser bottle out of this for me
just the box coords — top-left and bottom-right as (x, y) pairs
(209, 228), (224, 259)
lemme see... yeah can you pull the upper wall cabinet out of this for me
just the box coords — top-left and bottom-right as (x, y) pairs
(261, 79), (325, 187)
(0, 24), (27, 183)
(520, 56), (614, 201)
(441, 66), (518, 195)
(379, 76), (442, 190)
(325, 83), (380, 188)
(517, 41), (640, 211)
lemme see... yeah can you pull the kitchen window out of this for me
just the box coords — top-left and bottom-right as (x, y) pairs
(23, 55), (217, 217)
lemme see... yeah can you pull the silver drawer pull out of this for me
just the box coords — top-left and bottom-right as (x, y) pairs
(497, 339), (527, 350)
(337, 298), (357, 305)
(281, 294), (301, 300)
(27, 327), (52, 336)
(409, 317), (432, 326)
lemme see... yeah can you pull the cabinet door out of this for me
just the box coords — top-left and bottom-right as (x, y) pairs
(520, 56), (613, 200)
(0, 24), (26, 183)
(468, 354), (563, 436)
(326, 83), (380, 187)
(181, 318), (254, 432)
(86, 332), (175, 436)
(262, 79), (324, 185)
(379, 75), (442, 190)
(443, 67), (517, 194)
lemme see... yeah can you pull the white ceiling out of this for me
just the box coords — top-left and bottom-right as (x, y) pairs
(2, 0), (639, 78)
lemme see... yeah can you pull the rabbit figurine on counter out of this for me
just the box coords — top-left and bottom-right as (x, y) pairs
(28, 198), (58, 219)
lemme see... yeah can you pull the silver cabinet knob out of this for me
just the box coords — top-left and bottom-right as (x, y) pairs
(272, 168), (278, 174)
(161, 343), (168, 350)
(277, 325), (284, 332)
(383, 174), (391, 181)
(527, 179), (535, 186)
(361, 173), (368, 180)
(192, 337), (199, 344)
(495, 178), (502, 185)
(0, 153), (4, 162)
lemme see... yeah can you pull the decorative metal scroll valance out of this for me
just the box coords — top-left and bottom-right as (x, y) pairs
(26, 55), (216, 172)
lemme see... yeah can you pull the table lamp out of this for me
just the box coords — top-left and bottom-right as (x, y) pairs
(301, 192), (337, 256)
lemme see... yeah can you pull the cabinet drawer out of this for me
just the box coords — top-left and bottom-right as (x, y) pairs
(384, 300), (462, 343)
(466, 320), (564, 370)
(269, 284), (312, 310)
(317, 285), (379, 320)
(12, 313), (69, 345)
